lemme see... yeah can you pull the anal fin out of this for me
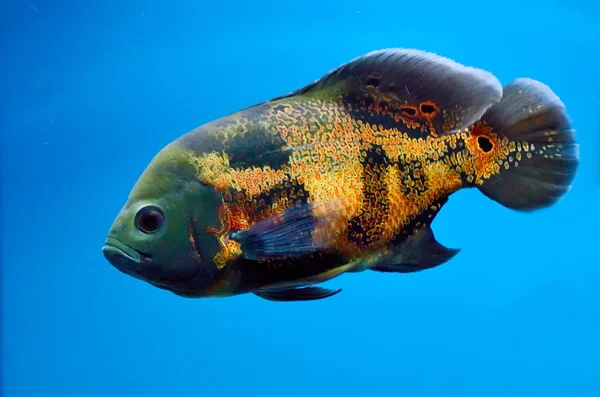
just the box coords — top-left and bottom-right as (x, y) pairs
(254, 286), (342, 302)
(371, 226), (459, 273)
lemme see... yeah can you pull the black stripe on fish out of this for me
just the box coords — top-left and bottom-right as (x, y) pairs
(226, 124), (291, 170)
(347, 143), (391, 249)
(179, 104), (292, 170)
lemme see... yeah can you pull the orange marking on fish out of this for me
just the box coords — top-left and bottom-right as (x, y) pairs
(464, 121), (511, 185)
(188, 218), (203, 263)
(190, 96), (506, 263)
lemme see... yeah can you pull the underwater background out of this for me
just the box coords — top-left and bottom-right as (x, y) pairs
(1, 0), (599, 396)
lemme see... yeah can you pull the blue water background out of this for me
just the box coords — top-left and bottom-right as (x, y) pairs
(1, 0), (599, 396)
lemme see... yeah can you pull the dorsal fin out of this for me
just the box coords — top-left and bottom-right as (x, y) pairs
(269, 48), (503, 134)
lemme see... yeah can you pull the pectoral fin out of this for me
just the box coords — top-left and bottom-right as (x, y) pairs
(254, 286), (342, 302)
(228, 202), (340, 261)
(371, 226), (460, 273)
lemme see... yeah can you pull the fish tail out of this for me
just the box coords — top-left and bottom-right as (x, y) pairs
(469, 78), (579, 211)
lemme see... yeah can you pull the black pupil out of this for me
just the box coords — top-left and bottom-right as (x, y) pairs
(139, 209), (163, 233)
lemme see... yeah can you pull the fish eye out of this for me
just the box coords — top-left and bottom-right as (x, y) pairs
(135, 205), (165, 234)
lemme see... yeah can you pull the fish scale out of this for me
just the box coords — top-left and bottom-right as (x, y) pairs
(186, 96), (471, 258)
(102, 48), (578, 301)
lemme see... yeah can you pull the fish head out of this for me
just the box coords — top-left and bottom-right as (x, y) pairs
(102, 141), (225, 297)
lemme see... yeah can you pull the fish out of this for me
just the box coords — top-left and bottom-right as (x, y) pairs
(102, 48), (579, 302)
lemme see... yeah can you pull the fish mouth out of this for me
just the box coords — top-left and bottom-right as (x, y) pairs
(102, 236), (151, 279)
(102, 237), (147, 263)
(102, 237), (145, 263)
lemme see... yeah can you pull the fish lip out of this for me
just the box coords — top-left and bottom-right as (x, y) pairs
(102, 236), (147, 264)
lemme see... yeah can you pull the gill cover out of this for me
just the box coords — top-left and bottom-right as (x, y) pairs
(103, 141), (225, 296)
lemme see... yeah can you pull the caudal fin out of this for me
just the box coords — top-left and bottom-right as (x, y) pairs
(475, 78), (579, 211)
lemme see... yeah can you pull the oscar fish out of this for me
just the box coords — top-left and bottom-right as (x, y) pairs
(102, 48), (579, 302)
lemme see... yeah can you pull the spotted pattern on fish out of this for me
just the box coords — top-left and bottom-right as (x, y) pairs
(181, 89), (564, 266)
(101, 47), (578, 303)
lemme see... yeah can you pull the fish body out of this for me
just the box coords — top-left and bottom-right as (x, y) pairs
(102, 49), (579, 302)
